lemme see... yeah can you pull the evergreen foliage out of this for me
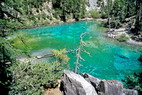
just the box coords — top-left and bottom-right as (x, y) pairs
(110, 0), (137, 22)
(0, 1), (71, 94)
(0, 0), (87, 28)
(9, 62), (61, 95)
(52, 0), (86, 21)
(124, 72), (142, 94)
(88, 10), (101, 19)
(9, 49), (69, 95)
(99, 0), (142, 34)
(52, 49), (69, 64)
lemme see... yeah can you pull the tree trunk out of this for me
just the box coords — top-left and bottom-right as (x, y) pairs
(107, 0), (111, 32)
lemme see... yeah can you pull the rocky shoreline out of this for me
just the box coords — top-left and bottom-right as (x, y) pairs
(20, 18), (94, 29)
(60, 70), (138, 95)
(126, 39), (142, 46)
(105, 28), (142, 46)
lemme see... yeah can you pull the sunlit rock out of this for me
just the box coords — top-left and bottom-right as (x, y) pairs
(61, 70), (98, 95)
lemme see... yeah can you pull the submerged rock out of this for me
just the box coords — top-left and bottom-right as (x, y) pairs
(60, 70), (98, 95)
(138, 55), (142, 63)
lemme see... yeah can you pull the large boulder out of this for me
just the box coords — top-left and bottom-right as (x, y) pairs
(82, 73), (101, 91)
(60, 70), (98, 95)
(82, 73), (138, 95)
(123, 88), (138, 95)
(60, 71), (138, 95)
(98, 80), (123, 95)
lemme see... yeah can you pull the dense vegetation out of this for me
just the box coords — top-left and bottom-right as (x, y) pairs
(123, 72), (142, 94)
(52, 0), (86, 21)
(9, 49), (69, 95)
(105, 0), (142, 35)
(0, 0), (72, 94)
(0, 0), (87, 28)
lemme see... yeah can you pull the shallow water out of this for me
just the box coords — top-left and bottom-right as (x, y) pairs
(22, 21), (142, 81)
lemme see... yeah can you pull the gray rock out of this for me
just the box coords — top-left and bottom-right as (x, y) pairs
(60, 70), (98, 95)
(98, 80), (123, 95)
(86, 0), (98, 11)
(82, 73), (101, 91)
(86, 0), (111, 11)
(61, 71), (138, 95)
(123, 88), (138, 95)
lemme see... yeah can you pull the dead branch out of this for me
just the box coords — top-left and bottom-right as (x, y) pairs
(36, 53), (54, 59)
(74, 32), (89, 73)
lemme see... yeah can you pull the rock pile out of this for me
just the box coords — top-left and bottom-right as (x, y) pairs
(60, 70), (138, 95)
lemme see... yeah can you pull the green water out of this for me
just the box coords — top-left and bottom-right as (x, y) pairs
(22, 21), (142, 81)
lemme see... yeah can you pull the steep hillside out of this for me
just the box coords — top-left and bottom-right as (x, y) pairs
(0, 0), (87, 28)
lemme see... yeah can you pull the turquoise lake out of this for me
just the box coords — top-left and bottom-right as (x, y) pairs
(23, 21), (142, 81)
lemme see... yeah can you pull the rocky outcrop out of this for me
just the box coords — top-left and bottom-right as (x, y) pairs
(60, 70), (98, 95)
(86, 0), (113, 11)
(98, 80), (123, 95)
(82, 73), (138, 95)
(61, 71), (138, 95)
(83, 73), (124, 95)
(82, 73), (101, 91)
(86, 0), (98, 11)
(123, 88), (138, 95)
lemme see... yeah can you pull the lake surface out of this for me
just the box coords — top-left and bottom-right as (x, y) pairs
(22, 21), (142, 81)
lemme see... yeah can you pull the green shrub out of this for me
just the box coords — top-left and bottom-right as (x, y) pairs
(52, 48), (69, 64)
(9, 49), (69, 95)
(123, 72), (142, 94)
(22, 19), (33, 27)
(117, 34), (129, 42)
(101, 13), (107, 18)
(88, 10), (101, 19)
(9, 61), (64, 95)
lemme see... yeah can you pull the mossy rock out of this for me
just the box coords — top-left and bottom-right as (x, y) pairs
(117, 34), (129, 42)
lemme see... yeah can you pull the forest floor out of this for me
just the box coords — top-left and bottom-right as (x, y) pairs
(44, 87), (62, 95)
(44, 80), (63, 95)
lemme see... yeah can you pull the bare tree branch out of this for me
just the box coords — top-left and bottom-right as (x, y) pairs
(74, 32), (90, 73)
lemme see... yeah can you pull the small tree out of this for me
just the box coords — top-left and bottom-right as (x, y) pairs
(106, 0), (113, 32)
